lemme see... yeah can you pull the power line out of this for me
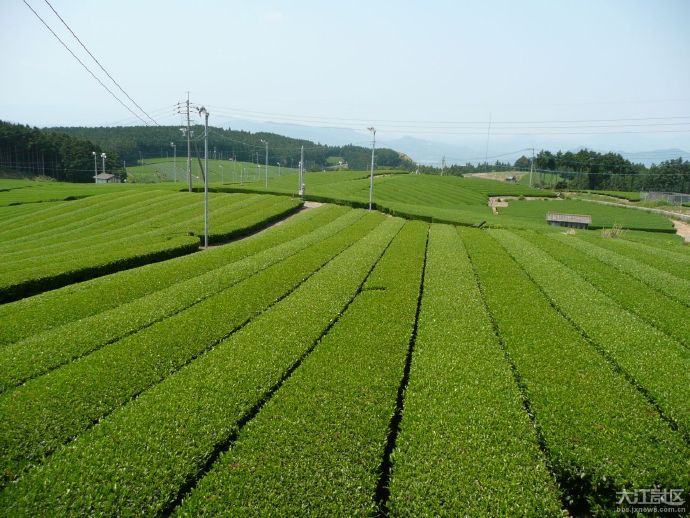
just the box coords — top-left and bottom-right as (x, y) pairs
(22, 0), (150, 126)
(207, 104), (690, 126)
(42, 0), (159, 126)
(208, 111), (690, 136)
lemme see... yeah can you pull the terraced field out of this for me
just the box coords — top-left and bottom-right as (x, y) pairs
(0, 188), (301, 301)
(1, 180), (689, 516)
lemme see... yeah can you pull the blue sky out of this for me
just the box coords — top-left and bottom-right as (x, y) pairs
(1, 0), (689, 157)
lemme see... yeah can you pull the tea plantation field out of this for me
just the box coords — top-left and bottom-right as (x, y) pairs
(0, 185), (300, 302)
(0, 178), (688, 516)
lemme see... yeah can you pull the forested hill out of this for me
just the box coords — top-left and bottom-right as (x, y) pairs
(0, 120), (123, 182)
(47, 125), (414, 172)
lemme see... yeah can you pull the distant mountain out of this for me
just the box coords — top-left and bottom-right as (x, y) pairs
(223, 119), (369, 147)
(219, 119), (690, 169)
(222, 119), (487, 165)
(618, 148), (690, 167)
(379, 136), (483, 166)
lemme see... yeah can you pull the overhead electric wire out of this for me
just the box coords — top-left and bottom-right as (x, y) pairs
(41, 0), (159, 126)
(22, 0), (150, 126)
(209, 112), (690, 137)
(207, 104), (690, 126)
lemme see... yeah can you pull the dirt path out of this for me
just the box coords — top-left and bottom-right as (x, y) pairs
(203, 200), (321, 248)
(488, 195), (561, 214)
(468, 172), (527, 182)
(672, 219), (690, 242)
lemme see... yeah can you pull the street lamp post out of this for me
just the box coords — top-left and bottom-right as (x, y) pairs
(260, 139), (268, 188)
(92, 151), (97, 183)
(367, 127), (376, 211)
(171, 142), (177, 182)
(100, 152), (107, 178)
(276, 162), (281, 177)
(198, 106), (210, 248)
(220, 164), (224, 184)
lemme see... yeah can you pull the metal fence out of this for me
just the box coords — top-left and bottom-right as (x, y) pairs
(640, 191), (690, 205)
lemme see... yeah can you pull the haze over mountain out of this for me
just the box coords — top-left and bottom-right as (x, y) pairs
(223, 118), (690, 168)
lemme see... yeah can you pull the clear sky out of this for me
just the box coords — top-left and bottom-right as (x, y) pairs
(1, 0), (689, 157)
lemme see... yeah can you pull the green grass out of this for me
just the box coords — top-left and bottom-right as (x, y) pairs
(579, 190), (642, 201)
(498, 197), (674, 231)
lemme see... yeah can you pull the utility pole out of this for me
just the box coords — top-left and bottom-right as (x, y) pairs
(92, 151), (97, 183)
(529, 147), (535, 188)
(441, 156), (446, 176)
(277, 161), (281, 177)
(186, 93), (192, 191)
(484, 112), (492, 172)
(176, 92), (194, 191)
(260, 139), (268, 188)
(367, 127), (376, 211)
(198, 106), (210, 248)
(298, 145), (304, 198)
(170, 142), (177, 182)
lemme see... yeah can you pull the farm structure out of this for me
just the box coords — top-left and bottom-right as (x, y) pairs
(546, 212), (592, 229)
(93, 173), (120, 184)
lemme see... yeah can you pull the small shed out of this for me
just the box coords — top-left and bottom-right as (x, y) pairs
(94, 173), (120, 184)
(546, 212), (591, 229)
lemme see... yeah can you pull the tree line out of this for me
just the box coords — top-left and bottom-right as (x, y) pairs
(3, 119), (688, 192)
(419, 148), (690, 193)
(46, 125), (412, 173)
(0, 121), (124, 182)
(522, 149), (690, 192)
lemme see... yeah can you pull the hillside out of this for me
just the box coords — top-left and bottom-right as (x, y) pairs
(1, 178), (689, 515)
(46, 125), (414, 172)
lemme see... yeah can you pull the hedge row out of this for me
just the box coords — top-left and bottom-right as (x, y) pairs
(0, 195), (303, 303)
(0, 211), (385, 485)
(553, 233), (690, 307)
(0, 236), (199, 304)
(492, 229), (690, 434)
(175, 220), (427, 516)
(0, 190), (201, 252)
(0, 204), (347, 345)
(387, 224), (562, 516)
(460, 227), (690, 514)
(0, 218), (404, 516)
(0, 190), (152, 241)
(576, 231), (690, 282)
(0, 209), (370, 393)
(1, 193), (271, 263)
(519, 230), (690, 348)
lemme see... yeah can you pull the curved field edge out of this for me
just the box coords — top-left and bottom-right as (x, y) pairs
(0, 194), (303, 303)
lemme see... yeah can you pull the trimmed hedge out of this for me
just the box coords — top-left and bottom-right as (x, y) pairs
(387, 224), (562, 516)
(554, 233), (690, 307)
(0, 212), (385, 485)
(521, 230), (690, 349)
(492, 229), (690, 434)
(0, 205), (347, 345)
(0, 209), (369, 393)
(0, 218), (404, 516)
(461, 227), (690, 514)
(175, 220), (427, 516)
